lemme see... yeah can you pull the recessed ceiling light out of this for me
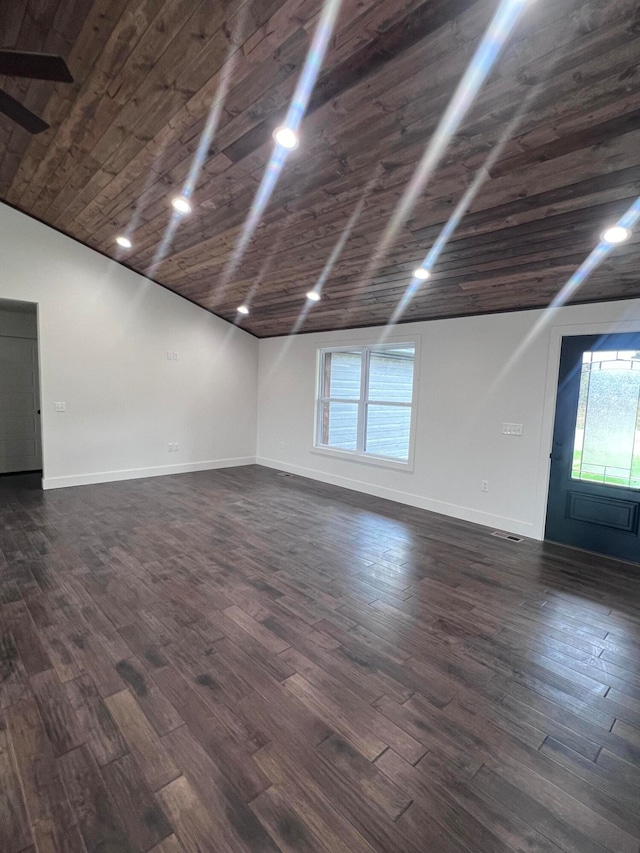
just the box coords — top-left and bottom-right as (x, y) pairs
(602, 225), (630, 244)
(273, 126), (299, 150)
(413, 267), (431, 280)
(171, 195), (192, 214)
(116, 235), (132, 249)
(306, 290), (321, 302)
(237, 305), (249, 315)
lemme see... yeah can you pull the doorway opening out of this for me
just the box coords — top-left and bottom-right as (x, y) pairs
(0, 298), (42, 484)
(546, 332), (640, 563)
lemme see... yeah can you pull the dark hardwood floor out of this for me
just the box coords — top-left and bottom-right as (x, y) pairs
(1, 465), (640, 853)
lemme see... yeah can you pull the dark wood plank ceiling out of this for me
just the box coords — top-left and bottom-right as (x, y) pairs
(1, 0), (640, 337)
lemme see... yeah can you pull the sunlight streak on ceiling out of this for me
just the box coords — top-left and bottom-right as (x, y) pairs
(219, 0), (343, 292)
(360, 0), (532, 292)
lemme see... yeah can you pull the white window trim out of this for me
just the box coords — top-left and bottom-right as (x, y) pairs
(313, 337), (420, 472)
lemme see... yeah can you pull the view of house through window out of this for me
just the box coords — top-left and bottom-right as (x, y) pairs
(316, 344), (415, 462)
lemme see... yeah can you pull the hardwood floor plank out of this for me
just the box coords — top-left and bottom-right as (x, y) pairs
(317, 733), (413, 820)
(113, 656), (183, 735)
(7, 605), (52, 675)
(63, 674), (128, 767)
(415, 749), (565, 853)
(539, 736), (640, 814)
(157, 775), (232, 853)
(498, 692), (601, 761)
(100, 753), (173, 851)
(148, 835), (185, 853)
(474, 764), (611, 853)
(223, 604), (291, 654)
(283, 672), (387, 761)
(104, 690), (180, 791)
(256, 740), (426, 853)
(150, 663), (271, 801)
(0, 712), (32, 853)
(7, 697), (78, 853)
(1, 466), (640, 851)
(249, 785), (333, 853)
(161, 725), (280, 851)
(31, 669), (83, 756)
(59, 745), (134, 853)
(66, 633), (125, 698)
(0, 623), (30, 709)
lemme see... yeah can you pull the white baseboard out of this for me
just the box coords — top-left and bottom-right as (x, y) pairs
(256, 456), (538, 540)
(42, 456), (256, 490)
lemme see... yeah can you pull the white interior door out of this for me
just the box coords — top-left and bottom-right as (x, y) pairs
(0, 336), (42, 473)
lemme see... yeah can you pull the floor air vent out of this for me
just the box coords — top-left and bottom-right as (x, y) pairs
(491, 530), (523, 543)
(277, 472), (294, 478)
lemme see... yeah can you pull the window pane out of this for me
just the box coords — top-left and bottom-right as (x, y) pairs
(365, 404), (411, 460)
(325, 351), (361, 399)
(368, 348), (414, 403)
(321, 401), (359, 450)
(572, 351), (640, 486)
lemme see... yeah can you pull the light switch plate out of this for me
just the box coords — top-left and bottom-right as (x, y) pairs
(502, 422), (523, 436)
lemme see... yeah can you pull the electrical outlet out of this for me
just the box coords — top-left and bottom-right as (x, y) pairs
(481, 480), (489, 492)
(167, 351), (172, 360)
(172, 352), (178, 361)
(54, 402), (66, 412)
(174, 442), (179, 452)
(168, 442), (173, 452)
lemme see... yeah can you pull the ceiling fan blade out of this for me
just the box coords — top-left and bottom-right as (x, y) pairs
(0, 89), (49, 133)
(0, 50), (73, 82)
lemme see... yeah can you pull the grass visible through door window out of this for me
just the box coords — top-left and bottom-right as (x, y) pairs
(571, 350), (640, 488)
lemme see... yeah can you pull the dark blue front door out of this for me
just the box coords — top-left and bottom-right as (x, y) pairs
(545, 333), (640, 564)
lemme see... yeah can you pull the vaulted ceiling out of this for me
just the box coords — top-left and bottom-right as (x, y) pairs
(1, 0), (640, 337)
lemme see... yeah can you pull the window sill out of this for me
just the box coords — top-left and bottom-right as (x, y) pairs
(311, 445), (414, 473)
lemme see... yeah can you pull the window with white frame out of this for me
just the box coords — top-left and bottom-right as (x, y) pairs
(315, 343), (416, 463)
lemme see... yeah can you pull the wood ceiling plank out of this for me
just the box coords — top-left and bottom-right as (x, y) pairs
(119, 13), (640, 280)
(163, 163), (633, 284)
(71, 0), (463, 250)
(46, 0), (299, 226)
(22, 0), (234, 222)
(3, 0), (640, 335)
(66, 0), (324, 237)
(0, 0), (63, 191)
(76, 0), (624, 272)
(26, 0), (202, 218)
(8, 0), (138, 209)
(74, 0), (476, 243)
(168, 170), (638, 298)
(5, 0), (130, 201)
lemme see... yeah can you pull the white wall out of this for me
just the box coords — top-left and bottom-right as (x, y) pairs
(0, 202), (258, 488)
(5, 198), (640, 534)
(257, 300), (640, 540)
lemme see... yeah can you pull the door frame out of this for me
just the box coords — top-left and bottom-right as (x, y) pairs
(35, 301), (45, 489)
(535, 317), (640, 543)
(0, 298), (44, 486)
